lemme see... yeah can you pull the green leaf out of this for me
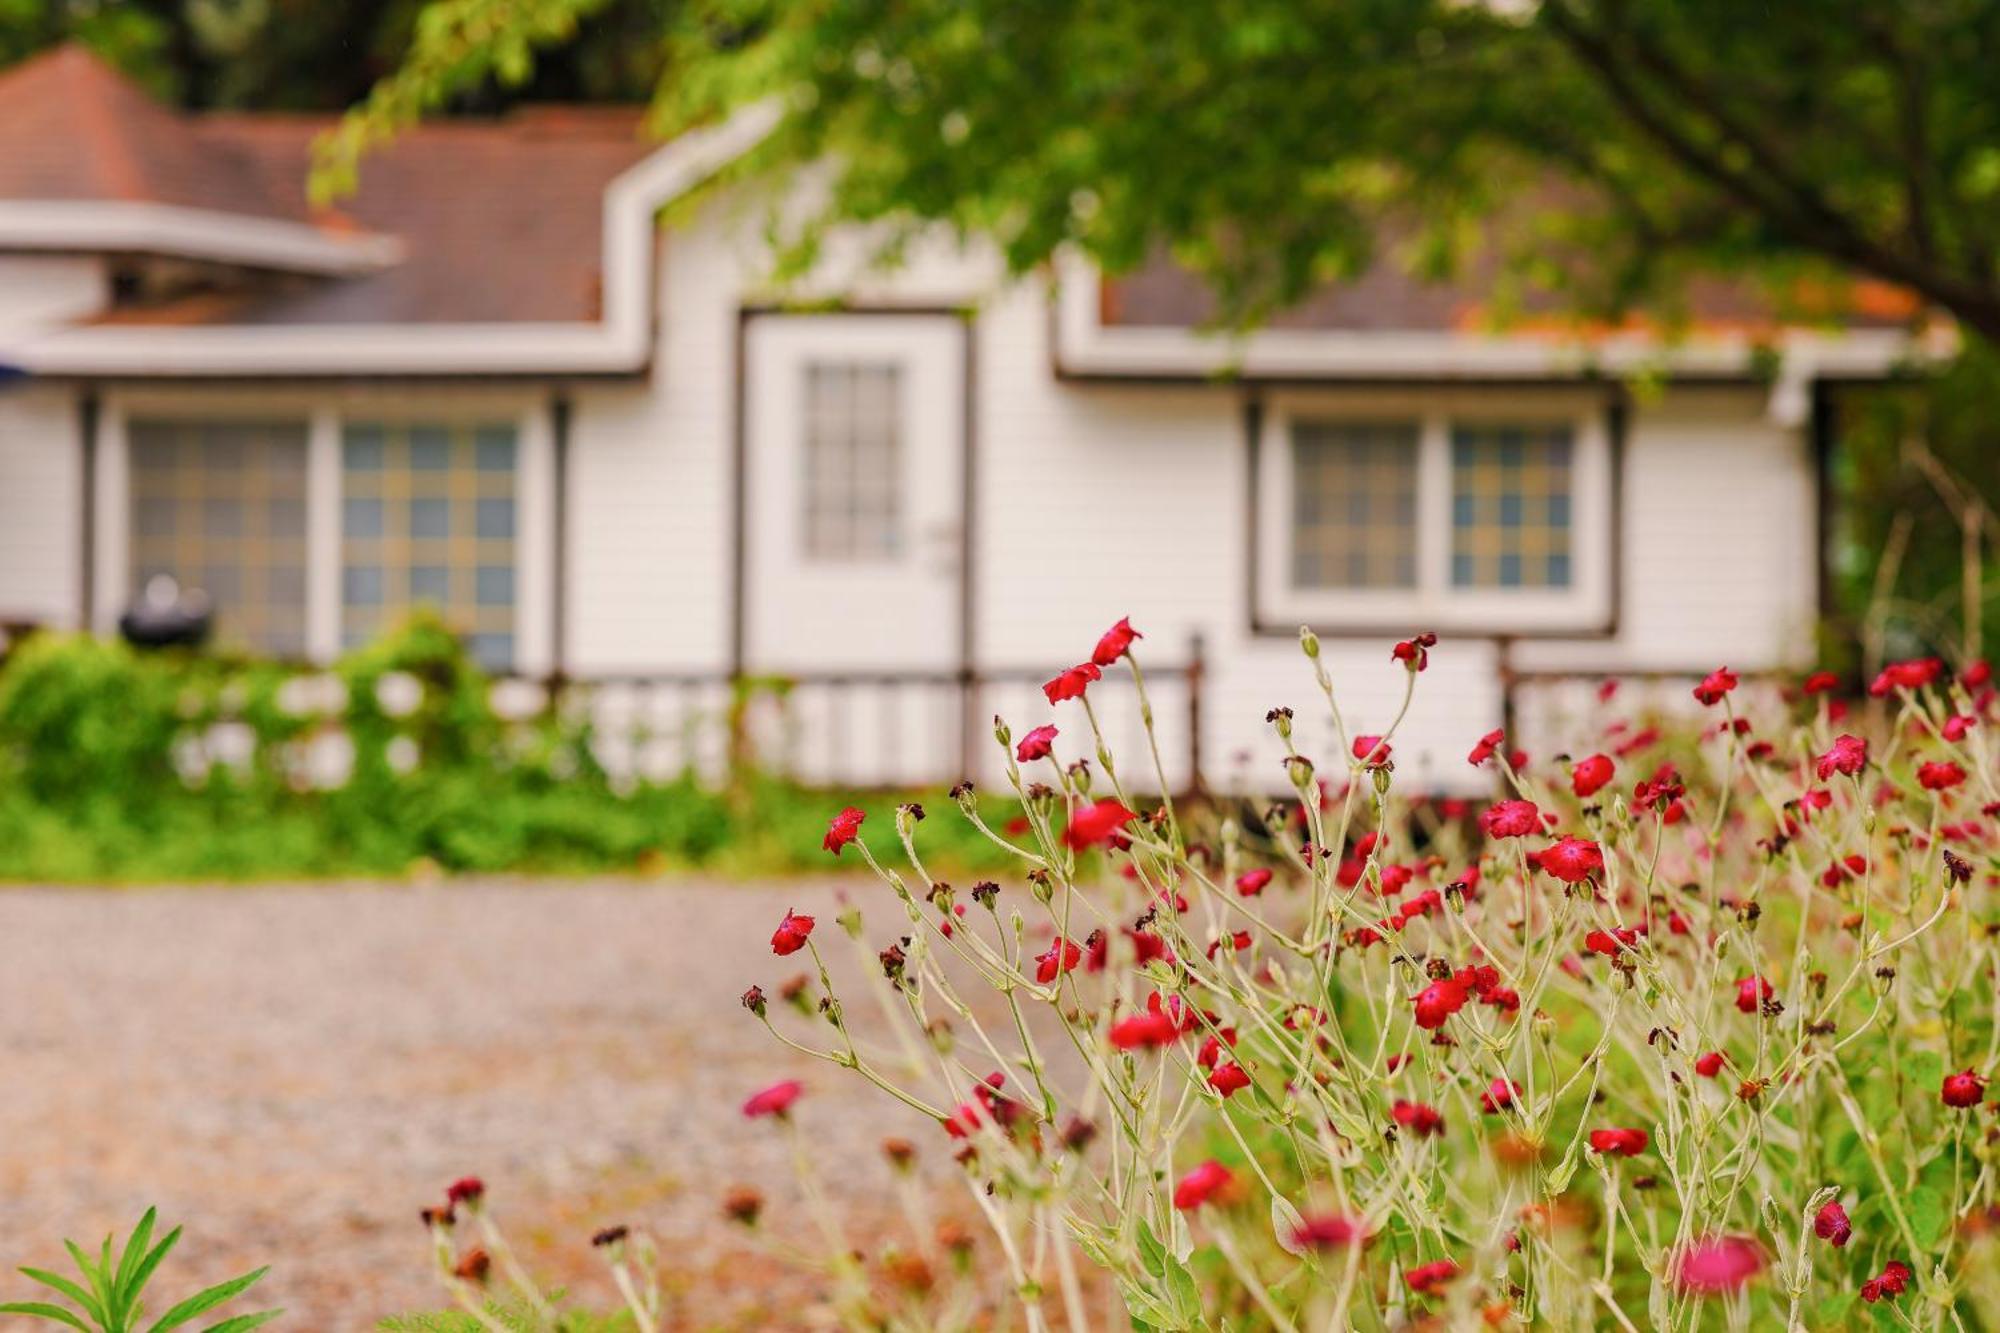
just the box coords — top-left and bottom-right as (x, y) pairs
(0, 1300), (94, 1332)
(1908, 1186), (1947, 1248)
(125, 1230), (183, 1315)
(1271, 1196), (1307, 1258)
(19, 1266), (106, 1327)
(112, 1210), (159, 1321)
(143, 1268), (268, 1333)
(198, 1311), (284, 1333)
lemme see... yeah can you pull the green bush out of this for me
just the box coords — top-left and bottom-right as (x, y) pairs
(0, 614), (1015, 883)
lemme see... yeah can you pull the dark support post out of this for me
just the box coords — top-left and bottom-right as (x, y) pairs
(78, 389), (99, 633)
(1496, 635), (1519, 743)
(1808, 379), (1838, 647)
(1185, 631), (1207, 799)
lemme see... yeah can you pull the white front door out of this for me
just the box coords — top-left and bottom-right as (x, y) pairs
(743, 313), (965, 674)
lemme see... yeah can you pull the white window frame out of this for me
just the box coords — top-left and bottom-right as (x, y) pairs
(93, 386), (555, 673)
(1255, 389), (1614, 634)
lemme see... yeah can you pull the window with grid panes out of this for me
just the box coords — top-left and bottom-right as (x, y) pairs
(802, 361), (901, 561)
(1290, 421), (1419, 589)
(340, 422), (518, 669)
(1449, 424), (1575, 589)
(127, 420), (309, 655)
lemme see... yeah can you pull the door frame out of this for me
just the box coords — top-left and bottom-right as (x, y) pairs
(729, 303), (978, 694)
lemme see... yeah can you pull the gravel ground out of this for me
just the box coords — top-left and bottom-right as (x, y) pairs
(0, 879), (967, 1331)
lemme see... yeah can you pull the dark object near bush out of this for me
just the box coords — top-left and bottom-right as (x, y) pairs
(118, 575), (212, 650)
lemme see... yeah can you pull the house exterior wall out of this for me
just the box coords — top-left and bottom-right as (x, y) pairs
(0, 255), (104, 335)
(0, 383), (81, 629)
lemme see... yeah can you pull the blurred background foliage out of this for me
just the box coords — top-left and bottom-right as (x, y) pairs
(0, 614), (1019, 881)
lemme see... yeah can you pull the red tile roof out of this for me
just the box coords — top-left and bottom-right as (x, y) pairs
(0, 45), (656, 325)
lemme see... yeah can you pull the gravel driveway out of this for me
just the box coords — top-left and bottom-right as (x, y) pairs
(0, 879), (960, 1331)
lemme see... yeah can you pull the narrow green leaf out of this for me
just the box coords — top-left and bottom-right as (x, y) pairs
(20, 1266), (105, 1326)
(197, 1310), (283, 1333)
(0, 1300), (94, 1332)
(125, 1230), (183, 1313)
(143, 1268), (268, 1333)
(115, 1211), (158, 1304)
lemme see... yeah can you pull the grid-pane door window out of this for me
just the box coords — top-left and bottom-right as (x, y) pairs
(1450, 424), (1575, 589)
(802, 361), (901, 561)
(127, 420), (309, 655)
(1291, 421), (1420, 590)
(340, 422), (518, 669)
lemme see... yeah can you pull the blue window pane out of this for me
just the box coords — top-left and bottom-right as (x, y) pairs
(1499, 553), (1523, 587)
(343, 498), (383, 537)
(410, 428), (450, 470)
(1499, 494), (1523, 527)
(476, 565), (515, 606)
(343, 429), (385, 470)
(1452, 554), (1475, 586)
(410, 498), (450, 538)
(1454, 494), (1475, 526)
(1549, 493), (1571, 528)
(475, 497), (515, 539)
(470, 633), (514, 671)
(410, 566), (450, 603)
(344, 565), (384, 605)
(475, 428), (517, 471)
(1547, 554), (1572, 587)
(202, 498), (243, 537)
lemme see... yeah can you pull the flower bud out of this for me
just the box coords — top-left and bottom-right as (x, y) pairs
(1300, 626), (1321, 660)
(1372, 763), (1394, 796)
(837, 906), (864, 938)
(992, 714), (1011, 747)
(1266, 706), (1294, 741)
(1285, 754), (1315, 792)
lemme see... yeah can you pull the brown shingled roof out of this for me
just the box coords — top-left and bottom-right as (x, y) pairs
(0, 45), (657, 325)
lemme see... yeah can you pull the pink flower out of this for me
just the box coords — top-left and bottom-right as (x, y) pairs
(1571, 753), (1615, 799)
(1803, 670), (1839, 695)
(1404, 1259), (1459, 1294)
(1468, 728), (1505, 767)
(1208, 1062), (1252, 1097)
(1015, 724), (1058, 761)
(1735, 975), (1773, 1014)
(1540, 835), (1605, 884)
(742, 1080), (803, 1118)
(1090, 617), (1142, 667)
(1870, 657), (1943, 696)
(1172, 1160), (1234, 1210)
(1693, 666), (1739, 706)
(1392, 1099), (1444, 1137)
(1814, 1200), (1852, 1248)
(1588, 1127), (1648, 1157)
(1235, 867), (1273, 897)
(1919, 760), (1967, 791)
(1042, 662), (1101, 704)
(1861, 1260), (1914, 1303)
(1066, 798), (1138, 849)
(1942, 1068), (1988, 1108)
(1392, 633), (1438, 671)
(1675, 1235), (1766, 1294)
(1479, 799), (1543, 839)
(1289, 1213), (1366, 1250)
(770, 909), (815, 956)
(1814, 734), (1868, 780)
(1943, 714), (1976, 741)
(1353, 734), (1392, 766)
(1480, 1078), (1519, 1113)
(1034, 937), (1082, 984)
(823, 806), (866, 855)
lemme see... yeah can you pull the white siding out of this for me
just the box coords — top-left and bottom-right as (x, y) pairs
(0, 384), (81, 628)
(0, 255), (105, 335)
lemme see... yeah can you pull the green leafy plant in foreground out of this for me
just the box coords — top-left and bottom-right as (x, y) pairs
(0, 1208), (278, 1333)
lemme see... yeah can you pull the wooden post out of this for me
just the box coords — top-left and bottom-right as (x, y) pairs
(1185, 631), (1207, 798)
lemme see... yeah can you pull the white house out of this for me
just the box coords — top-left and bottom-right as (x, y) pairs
(0, 45), (1934, 793)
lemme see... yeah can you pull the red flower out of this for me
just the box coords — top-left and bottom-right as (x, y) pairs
(1091, 617), (1142, 667)
(1803, 670), (1839, 695)
(1479, 799), (1543, 839)
(1584, 925), (1642, 957)
(1392, 1099), (1444, 1137)
(1172, 1160), (1234, 1210)
(1861, 1260), (1914, 1303)
(1943, 714), (1976, 741)
(1588, 1127), (1648, 1157)
(1694, 1051), (1726, 1078)
(1290, 1213), (1365, 1250)
(1035, 937), (1082, 984)
(1404, 1259), (1459, 1294)
(742, 1079), (804, 1118)
(1392, 632), (1438, 671)
(1481, 1078), (1519, 1113)
(1870, 657), (1942, 696)
(1108, 1011), (1179, 1050)
(1235, 867), (1273, 897)
(1015, 724), (1058, 762)
(1693, 666), (1739, 706)
(1814, 734), (1868, 781)
(771, 909), (816, 956)
(1942, 1068), (1987, 1108)
(1966, 659), (1993, 687)
(1353, 734), (1392, 766)
(445, 1177), (486, 1205)
(1814, 1200), (1852, 1248)
(1540, 835), (1604, 884)
(1675, 1235), (1766, 1293)
(1066, 798), (1138, 849)
(1468, 728), (1505, 767)
(1208, 1062), (1252, 1097)
(1042, 662), (1101, 704)
(823, 806), (866, 855)
(1571, 753), (1615, 799)
(1919, 760), (1967, 791)
(1411, 979), (1469, 1030)
(1735, 975), (1773, 1014)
